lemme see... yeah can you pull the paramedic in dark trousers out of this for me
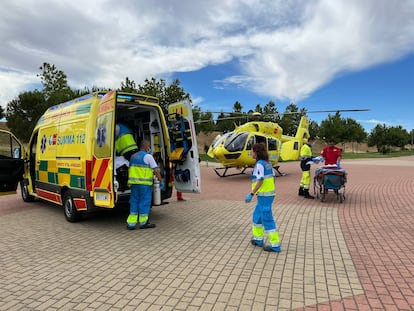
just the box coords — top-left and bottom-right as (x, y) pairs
(299, 137), (316, 199)
(115, 123), (138, 161)
(245, 143), (281, 253)
(127, 140), (164, 230)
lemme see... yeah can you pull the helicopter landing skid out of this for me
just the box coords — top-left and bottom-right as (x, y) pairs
(213, 167), (248, 178)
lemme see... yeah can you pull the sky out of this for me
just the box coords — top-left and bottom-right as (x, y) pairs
(1, 0), (414, 132)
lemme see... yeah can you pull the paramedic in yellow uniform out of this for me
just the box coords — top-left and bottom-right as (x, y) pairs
(299, 137), (316, 199)
(126, 140), (164, 230)
(115, 123), (138, 161)
(245, 143), (281, 252)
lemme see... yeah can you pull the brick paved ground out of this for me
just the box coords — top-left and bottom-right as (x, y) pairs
(0, 156), (413, 310)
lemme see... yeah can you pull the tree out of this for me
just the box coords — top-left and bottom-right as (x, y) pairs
(344, 118), (367, 152)
(119, 77), (137, 93)
(368, 124), (389, 153)
(367, 124), (408, 153)
(216, 111), (235, 132)
(233, 101), (242, 113)
(0, 105), (4, 119)
(38, 62), (74, 105)
(192, 106), (215, 133)
(279, 103), (304, 136)
(136, 78), (191, 113)
(308, 120), (320, 139)
(72, 86), (106, 98)
(6, 90), (47, 142)
(262, 100), (279, 123)
(318, 112), (345, 143)
(388, 126), (409, 148)
(254, 104), (263, 114)
(6, 63), (76, 141)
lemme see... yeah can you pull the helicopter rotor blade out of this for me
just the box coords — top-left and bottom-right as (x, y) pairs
(194, 109), (370, 123)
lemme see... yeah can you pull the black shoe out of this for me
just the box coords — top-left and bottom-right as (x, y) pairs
(251, 239), (263, 247)
(304, 189), (315, 199)
(126, 225), (136, 230)
(263, 245), (281, 253)
(139, 223), (156, 229)
(298, 187), (304, 196)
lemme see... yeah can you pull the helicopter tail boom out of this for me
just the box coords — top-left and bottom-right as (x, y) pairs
(280, 116), (310, 161)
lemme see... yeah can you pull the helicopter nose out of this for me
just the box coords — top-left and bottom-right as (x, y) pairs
(211, 146), (225, 161)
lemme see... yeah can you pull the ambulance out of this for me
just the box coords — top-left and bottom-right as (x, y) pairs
(0, 91), (201, 221)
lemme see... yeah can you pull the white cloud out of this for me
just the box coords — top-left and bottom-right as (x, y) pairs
(239, 0), (414, 100)
(0, 70), (39, 108)
(1, 0), (414, 115)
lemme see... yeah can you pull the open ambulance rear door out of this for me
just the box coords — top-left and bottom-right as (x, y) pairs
(168, 100), (201, 194)
(0, 129), (24, 195)
(92, 91), (116, 208)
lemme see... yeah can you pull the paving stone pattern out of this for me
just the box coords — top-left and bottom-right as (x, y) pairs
(0, 156), (413, 310)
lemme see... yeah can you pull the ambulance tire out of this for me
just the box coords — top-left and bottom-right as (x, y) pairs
(63, 191), (82, 222)
(20, 180), (34, 202)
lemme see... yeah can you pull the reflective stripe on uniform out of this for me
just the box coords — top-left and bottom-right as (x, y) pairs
(252, 223), (264, 239)
(127, 213), (138, 226)
(252, 160), (275, 196)
(116, 133), (138, 156)
(139, 214), (149, 225)
(268, 230), (281, 247)
(128, 151), (154, 185)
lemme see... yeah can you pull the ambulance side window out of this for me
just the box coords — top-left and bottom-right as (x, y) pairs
(0, 132), (13, 159)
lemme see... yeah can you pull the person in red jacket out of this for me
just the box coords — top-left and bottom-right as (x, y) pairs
(320, 139), (342, 166)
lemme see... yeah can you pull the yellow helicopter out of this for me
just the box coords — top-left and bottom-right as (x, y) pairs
(206, 109), (368, 177)
(206, 113), (309, 177)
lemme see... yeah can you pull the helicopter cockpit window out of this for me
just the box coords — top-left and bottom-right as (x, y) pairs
(213, 132), (232, 148)
(255, 135), (266, 144)
(268, 138), (277, 151)
(246, 136), (254, 150)
(224, 132), (249, 152)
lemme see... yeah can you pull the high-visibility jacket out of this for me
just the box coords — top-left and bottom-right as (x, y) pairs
(251, 160), (275, 196)
(115, 124), (138, 156)
(128, 151), (153, 185)
(300, 143), (313, 171)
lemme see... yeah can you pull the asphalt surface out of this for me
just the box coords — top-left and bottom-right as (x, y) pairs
(0, 156), (413, 310)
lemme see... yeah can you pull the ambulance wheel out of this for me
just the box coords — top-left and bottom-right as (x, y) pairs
(63, 191), (82, 222)
(20, 180), (34, 202)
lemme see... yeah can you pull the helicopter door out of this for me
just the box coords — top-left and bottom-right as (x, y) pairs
(168, 100), (201, 193)
(0, 129), (24, 195)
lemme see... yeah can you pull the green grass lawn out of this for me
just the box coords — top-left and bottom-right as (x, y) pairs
(342, 150), (414, 159)
(199, 150), (414, 163)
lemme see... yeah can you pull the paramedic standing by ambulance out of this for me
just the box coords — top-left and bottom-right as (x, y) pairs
(299, 137), (316, 199)
(245, 143), (281, 253)
(126, 140), (164, 230)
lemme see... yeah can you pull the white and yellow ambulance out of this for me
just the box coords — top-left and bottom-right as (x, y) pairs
(0, 91), (201, 221)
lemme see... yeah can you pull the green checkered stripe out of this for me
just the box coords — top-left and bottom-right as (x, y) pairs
(36, 160), (86, 189)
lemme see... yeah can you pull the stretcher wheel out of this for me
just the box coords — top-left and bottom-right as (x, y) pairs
(320, 192), (326, 202)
